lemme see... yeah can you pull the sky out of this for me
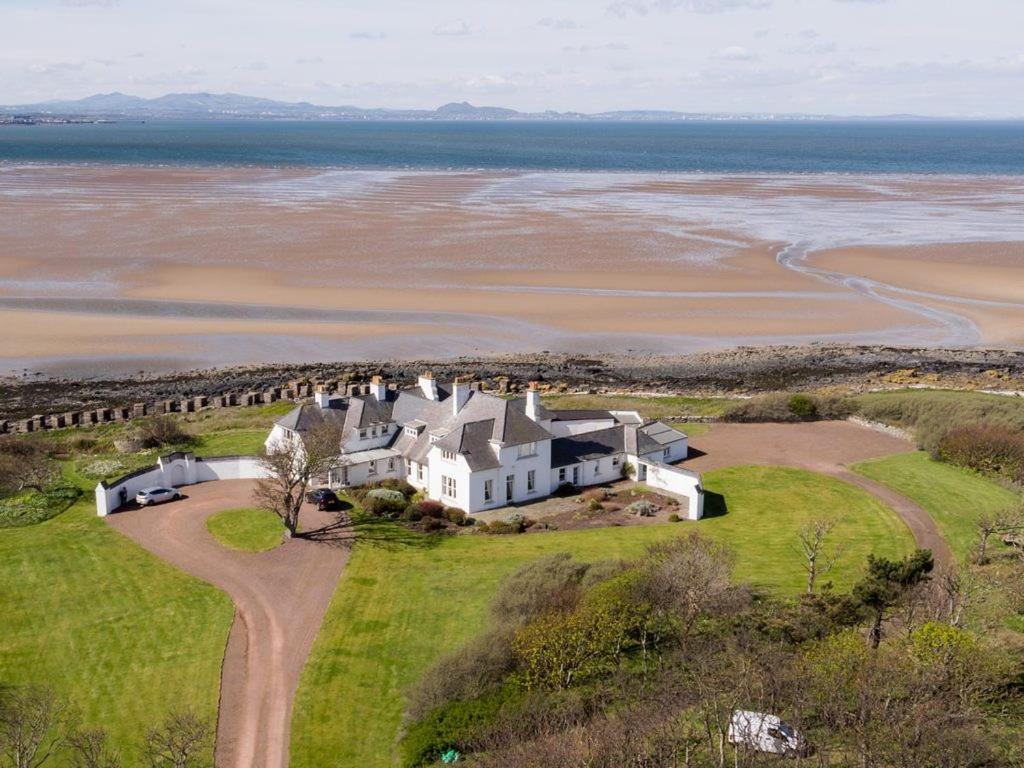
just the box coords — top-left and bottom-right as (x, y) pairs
(1, 0), (1023, 116)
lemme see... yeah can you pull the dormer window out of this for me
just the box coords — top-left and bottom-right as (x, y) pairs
(382, 424), (390, 434)
(359, 428), (368, 440)
(518, 442), (537, 458)
(441, 450), (456, 462)
(405, 427), (418, 437)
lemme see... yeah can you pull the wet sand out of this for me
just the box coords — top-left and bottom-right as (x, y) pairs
(1, 166), (1023, 373)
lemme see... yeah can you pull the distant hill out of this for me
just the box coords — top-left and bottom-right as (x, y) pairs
(0, 91), (952, 121)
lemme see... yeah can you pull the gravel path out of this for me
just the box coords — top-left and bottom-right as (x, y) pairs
(106, 479), (351, 768)
(685, 421), (954, 567)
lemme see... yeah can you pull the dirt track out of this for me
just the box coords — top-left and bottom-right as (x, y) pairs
(685, 421), (954, 566)
(106, 480), (350, 768)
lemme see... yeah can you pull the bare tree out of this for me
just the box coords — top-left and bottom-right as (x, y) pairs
(797, 517), (844, 594)
(0, 685), (68, 768)
(974, 506), (1024, 565)
(142, 711), (211, 768)
(0, 439), (58, 495)
(66, 725), (120, 768)
(253, 421), (343, 538)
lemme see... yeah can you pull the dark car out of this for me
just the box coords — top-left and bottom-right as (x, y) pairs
(306, 488), (341, 510)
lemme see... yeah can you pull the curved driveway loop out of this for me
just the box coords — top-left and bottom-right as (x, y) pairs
(685, 421), (953, 567)
(106, 479), (351, 768)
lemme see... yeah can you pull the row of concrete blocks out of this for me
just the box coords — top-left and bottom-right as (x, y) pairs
(0, 380), (320, 436)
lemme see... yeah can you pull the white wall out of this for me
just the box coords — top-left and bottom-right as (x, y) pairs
(637, 459), (704, 520)
(342, 423), (396, 453)
(426, 439), (553, 513)
(330, 456), (402, 488)
(95, 454), (268, 516)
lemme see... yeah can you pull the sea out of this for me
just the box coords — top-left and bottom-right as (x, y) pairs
(1, 119), (1023, 174)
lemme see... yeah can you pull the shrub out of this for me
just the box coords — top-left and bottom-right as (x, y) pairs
(0, 485), (82, 528)
(581, 488), (609, 504)
(788, 394), (818, 420)
(552, 482), (578, 497)
(587, 498), (604, 513)
(490, 553), (590, 626)
(400, 506), (423, 522)
(668, 513), (682, 523)
(134, 415), (193, 449)
(415, 499), (446, 518)
(365, 488), (409, 518)
(422, 517), (446, 532)
(401, 686), (517, 768)
(406, 628), (517, 720)
(723, 393), (856, 424)
(444, 507), (468, 526)
(855, 390), (1024, 454)
(937, 423), (1024, 485)
(481, 521), (518, 535)
(626, 500), (659, 517)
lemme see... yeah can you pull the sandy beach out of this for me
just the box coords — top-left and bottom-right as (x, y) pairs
(1, 166), (1022, 373)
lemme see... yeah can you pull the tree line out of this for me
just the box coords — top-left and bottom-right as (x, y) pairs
(0, 688), (213, 768)
(400, 532), (1024, 768)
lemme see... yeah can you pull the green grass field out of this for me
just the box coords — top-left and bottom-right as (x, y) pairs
(0, 499), (233, 765)
(541, 393), (731, 420)
(853, 451), (1022, 562)
(289, 465), (913, 768)
(206, 507), (284, 552)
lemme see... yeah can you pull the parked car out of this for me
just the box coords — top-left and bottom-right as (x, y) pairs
(306, 488), (341, 510)
(135, 486), (182, 506)
(728, 710), (809, 756)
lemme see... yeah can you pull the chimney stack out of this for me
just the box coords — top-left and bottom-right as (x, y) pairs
(419, 371), (438, 401)
(452, 375), (473, 415)
(314, 385), (331, 409)
(370, 375), (387, 402)
(525, 381), (541, 422)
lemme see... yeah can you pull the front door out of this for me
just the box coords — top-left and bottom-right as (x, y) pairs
(572, 466), (580, 486)
(637, 463), (647, 481)
(505, 474), (514, 502)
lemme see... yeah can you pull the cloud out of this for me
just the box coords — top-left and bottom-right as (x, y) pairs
(60, 0), (119, 6)
(433, 20), (472, 37)
(537, 17), (579, 30)
(234, 61), (268, 71)
(563, 43), (630, 54)
(349, 31), (387, 40)
(27, 61), (86, 74)
(294, 56), (324, 65)
(715, 45), (757, 61)
(608, 0), (771, 16)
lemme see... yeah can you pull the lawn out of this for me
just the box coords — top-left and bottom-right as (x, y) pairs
(206, 507), (284, 552)
(541, 393), (732, 420)
(290, 465), (913, 768)
(853, 451), (1022, 562)
(0, 499), (233, 765)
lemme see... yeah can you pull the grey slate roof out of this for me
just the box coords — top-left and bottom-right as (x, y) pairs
(640, 421), (684, 446)
(551, 425), (627, 468)
(275, 403), (347, 432)
(433, 420), (502, 470)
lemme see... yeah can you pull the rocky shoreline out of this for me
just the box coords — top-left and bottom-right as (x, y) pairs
(3, 344), (1024, 423)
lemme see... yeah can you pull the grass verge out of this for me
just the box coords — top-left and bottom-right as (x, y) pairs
(206, 507), (284, 552)
(853, 451), (1021, 562)
(0, 499), (233, 765)
(290, 465), (913, 768)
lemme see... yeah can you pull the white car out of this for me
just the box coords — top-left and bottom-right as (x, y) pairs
(728, 710), (809, 756)
(135, 486), (182, 506)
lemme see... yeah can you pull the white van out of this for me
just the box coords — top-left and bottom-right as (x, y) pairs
(728, 710), (808, 756)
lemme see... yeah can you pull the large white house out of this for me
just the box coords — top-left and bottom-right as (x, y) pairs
(265, 374), (705, 518)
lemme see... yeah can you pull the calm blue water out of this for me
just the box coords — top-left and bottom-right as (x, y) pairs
(1, 120), (1023, 173)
